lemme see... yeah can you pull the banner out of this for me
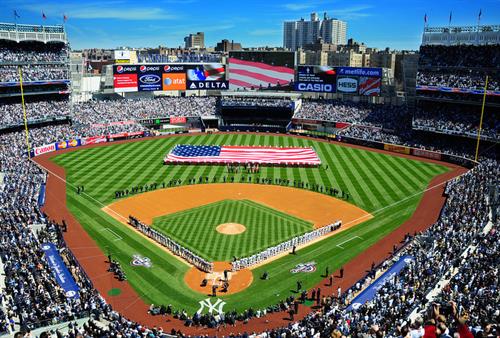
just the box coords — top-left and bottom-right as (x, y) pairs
(108, 131), (144, 139)
(170, 116), (187, 124)
(384, 144), (410, 154)
(82, 136), (107, 145)
(346, 255), (413, 311)
(416, 85), (500, 97)
(41, 243), (80, 298)
(412, 148), (442, 160)
(55, 139), (81, 150)
(295, 66), (336, 93)
(33, 143), (56, 156)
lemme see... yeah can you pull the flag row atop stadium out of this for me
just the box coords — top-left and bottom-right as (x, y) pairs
(164, 144), (322, 166)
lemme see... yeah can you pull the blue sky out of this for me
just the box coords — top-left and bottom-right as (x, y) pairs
(1, 0), (499, 50)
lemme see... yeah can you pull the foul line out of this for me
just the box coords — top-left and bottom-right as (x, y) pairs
(336, 235), (363, 249)
(100, 227), (123, 241)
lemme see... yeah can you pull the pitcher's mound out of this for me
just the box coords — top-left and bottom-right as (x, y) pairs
(216, 223), (246, 235)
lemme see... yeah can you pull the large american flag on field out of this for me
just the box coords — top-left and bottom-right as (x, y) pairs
(165, 145), (321, 165)
(228, 58), (295, 90)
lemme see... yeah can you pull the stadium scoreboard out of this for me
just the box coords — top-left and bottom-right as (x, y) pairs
(113, 63), (228, 93)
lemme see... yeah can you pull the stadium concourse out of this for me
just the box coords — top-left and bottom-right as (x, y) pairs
(0, 32), (499, 338)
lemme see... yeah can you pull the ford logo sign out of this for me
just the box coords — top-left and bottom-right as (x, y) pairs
(140, 74), (160, 84)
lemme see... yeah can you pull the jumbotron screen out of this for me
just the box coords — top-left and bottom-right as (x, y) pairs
(228, 51), (296, 90)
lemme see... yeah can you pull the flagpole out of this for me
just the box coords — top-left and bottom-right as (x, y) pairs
(18, 66), (31, 159)
(474, 75), (488, 162)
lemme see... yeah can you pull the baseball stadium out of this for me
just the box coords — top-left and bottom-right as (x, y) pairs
(0, 9), (498, 338)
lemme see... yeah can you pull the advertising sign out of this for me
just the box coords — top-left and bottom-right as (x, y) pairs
(170, 116), (187, 124)
(113, 65), (138, 92)
(337, 76), (359, 94)
(346, 255), (413, 311)
(384, 143), (410, 154)
(33, 143), (56, 156)
(137, 65), (162, 92)
(162, 73), (187, 91)
(295, 66), (336, 93)
(55, 139), (81, 150)
(42, 243), (80, 298)
(82, 136), (107, 145)
(336, 67), (382, 77)
(412, 148), (442, 160)
(186, 64), (228, 90)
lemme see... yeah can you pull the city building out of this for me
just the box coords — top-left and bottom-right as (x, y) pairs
(184, 32), (205, 49)
(215, 39), (243, 52)
(284, 12), (347, 51)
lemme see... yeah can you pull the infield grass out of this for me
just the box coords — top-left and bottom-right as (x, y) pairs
(51, 133), (450, 314)
(152, 199), (313, 261)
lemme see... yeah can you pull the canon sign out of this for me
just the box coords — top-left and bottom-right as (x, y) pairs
(33, 143), (56, 156)
(337, 77), (358, 93)
(296, 82), (334, 93)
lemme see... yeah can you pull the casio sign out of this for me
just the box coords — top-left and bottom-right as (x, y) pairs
(297, 83), (333, 93)
(139, 74), (161, 84)
(337, 77), (358, 93)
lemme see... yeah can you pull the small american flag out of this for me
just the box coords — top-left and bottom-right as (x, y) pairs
(164, 145), (321, 165)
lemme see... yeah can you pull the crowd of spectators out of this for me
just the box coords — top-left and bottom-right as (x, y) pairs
(0, 43), (68, 63)
(413, 106), (499, 140)
(0, 100), (70, 125)
(221, 98), (293, 108)
(417, 70), (500, 91)
(418, 44), (500, 68)
(295, 100), (408, 130)
(0, 108), (497, 337)
(0, 97), (217, 136)
(0, 65), (69, 83)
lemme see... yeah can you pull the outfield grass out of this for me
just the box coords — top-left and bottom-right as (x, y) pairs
(52, 133), (449, 314)
(152, 199), (313, 261)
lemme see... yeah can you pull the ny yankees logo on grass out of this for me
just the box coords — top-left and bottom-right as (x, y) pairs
(290, 261), (317, 273)
(130, 254), (152, 268)
(197, 298), (226, 315)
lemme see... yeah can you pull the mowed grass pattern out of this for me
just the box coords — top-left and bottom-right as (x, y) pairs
(152, 199), (313, 261)
(51, 134), (450, 313)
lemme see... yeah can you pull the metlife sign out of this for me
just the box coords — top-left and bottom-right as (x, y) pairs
(336, 77), (359, 94)
(336, 67), (382, 78)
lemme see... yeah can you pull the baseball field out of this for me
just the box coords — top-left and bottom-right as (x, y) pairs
(47, 133), (450, 314)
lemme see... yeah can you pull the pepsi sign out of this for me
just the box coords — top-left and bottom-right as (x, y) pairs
(114, 65), (137, 74)
(163, 65), (185, 73)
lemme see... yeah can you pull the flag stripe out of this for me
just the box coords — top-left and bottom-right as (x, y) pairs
(165, 145), (321, 165)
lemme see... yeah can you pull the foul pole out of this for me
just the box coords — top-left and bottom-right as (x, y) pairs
(18, 66), (31, 159)
(474, 75), (488, 162)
